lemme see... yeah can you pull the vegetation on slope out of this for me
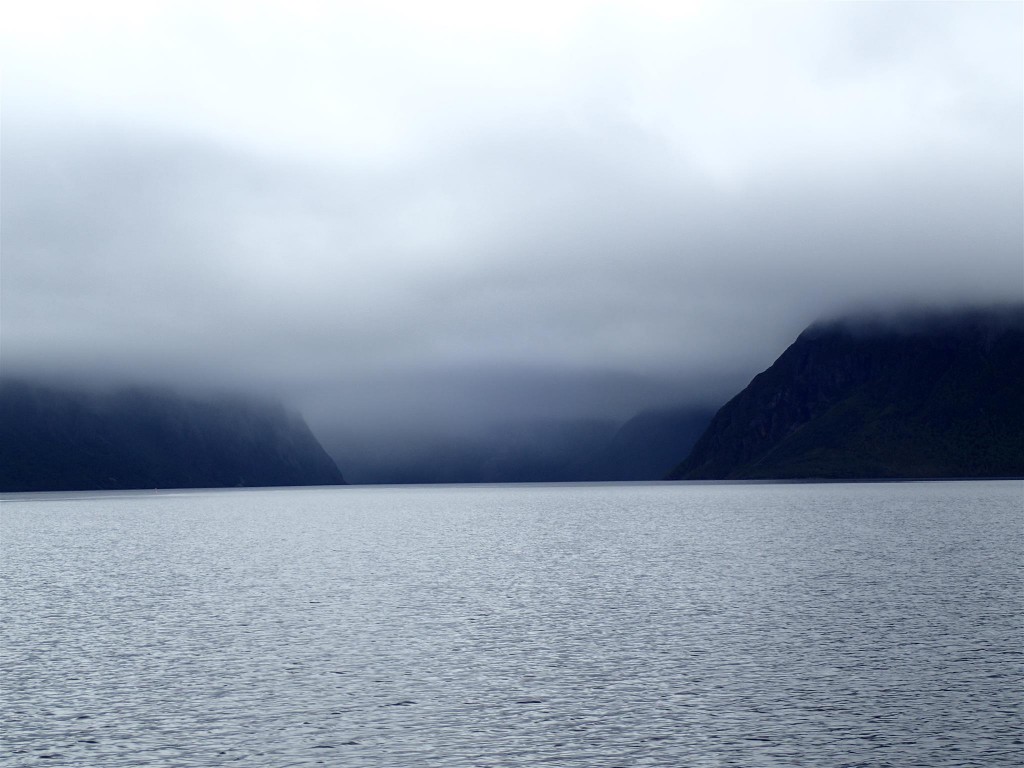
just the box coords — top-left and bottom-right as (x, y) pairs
(668, 306), (1024, 480)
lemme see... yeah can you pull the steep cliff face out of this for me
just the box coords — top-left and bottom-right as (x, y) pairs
(0, 380), (345, 491)
(668, 307), (1024, 480)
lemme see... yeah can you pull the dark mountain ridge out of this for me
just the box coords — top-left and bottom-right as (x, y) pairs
(668, 305), (1024, 480)
(0, 379), (345, 492)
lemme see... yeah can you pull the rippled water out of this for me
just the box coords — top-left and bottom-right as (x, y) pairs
(2, 481), (1021, 766)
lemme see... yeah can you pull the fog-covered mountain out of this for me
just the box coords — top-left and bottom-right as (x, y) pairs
(9, 304), (1019, 490)
(0, 380), (345, 492)
(323, 419), (619, 485)
(668, 306), (1024, 480)
(572, 406), (714, 481)
(323, 405), (714, 485)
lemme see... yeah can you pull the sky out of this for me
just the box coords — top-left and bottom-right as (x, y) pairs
(2, 0), (1022, 434)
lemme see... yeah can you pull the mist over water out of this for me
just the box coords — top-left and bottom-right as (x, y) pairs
(3, 481), (1021, 766)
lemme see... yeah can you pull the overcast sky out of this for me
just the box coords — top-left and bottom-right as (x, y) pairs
(2, 0), (1022, 430)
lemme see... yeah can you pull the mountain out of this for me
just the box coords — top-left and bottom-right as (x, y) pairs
(667, 306), (1024, 480)
(573, 405), (715, 481)
(0, 380), (345, 492)
(323, 406), (715, 485)
(323, 418), (619, 484)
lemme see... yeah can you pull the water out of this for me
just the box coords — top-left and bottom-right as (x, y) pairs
(2, 481), (1021, 766)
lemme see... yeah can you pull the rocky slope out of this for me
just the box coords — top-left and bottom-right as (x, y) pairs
(668, 306), (1024, 480)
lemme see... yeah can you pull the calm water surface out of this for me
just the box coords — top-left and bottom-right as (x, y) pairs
(2, 481), (1021, 766)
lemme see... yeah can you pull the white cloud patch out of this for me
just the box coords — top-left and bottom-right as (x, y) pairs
(2, 0), (1021, 430)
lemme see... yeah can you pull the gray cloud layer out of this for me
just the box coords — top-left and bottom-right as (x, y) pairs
(2, 1), (1021, 432)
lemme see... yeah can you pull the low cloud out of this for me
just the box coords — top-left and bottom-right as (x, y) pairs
(2, 1), (1021, 437)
